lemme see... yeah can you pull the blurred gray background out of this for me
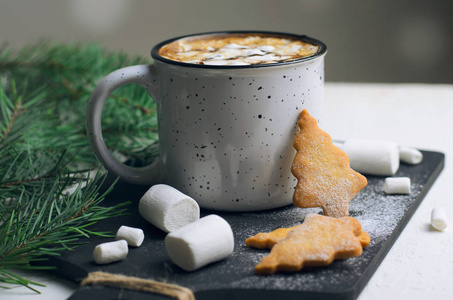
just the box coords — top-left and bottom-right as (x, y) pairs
(1, 0), (452, 83)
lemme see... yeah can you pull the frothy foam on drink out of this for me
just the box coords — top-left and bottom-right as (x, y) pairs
(158, 33), (319, 66)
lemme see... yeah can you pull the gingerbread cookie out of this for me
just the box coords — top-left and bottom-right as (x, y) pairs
(245, 225), (300, 249)
(291, 110), (367, 217)
(357, 230), (370, 248)
(253, 214), (366, 275)
(246, 218), (370, 250)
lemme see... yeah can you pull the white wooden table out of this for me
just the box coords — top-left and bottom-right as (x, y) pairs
(2, 82), (452, 299)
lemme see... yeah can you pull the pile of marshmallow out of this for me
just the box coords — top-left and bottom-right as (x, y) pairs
(176, 41), (318, 66)
(93, 184), (234, 271)
(338, 139), (447, 231)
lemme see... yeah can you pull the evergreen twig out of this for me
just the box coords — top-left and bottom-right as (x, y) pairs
(0, 41), (159, 292)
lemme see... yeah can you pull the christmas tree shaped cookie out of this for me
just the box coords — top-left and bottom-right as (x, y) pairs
(254, 214), (367, 274)
(246, 221), (370, 250)
(291, 110), (367, 217)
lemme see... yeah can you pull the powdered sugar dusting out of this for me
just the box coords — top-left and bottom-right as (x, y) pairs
(220, 152), (440, 294)
(350, 177), (424, 244)
(132, 151), (442, 298)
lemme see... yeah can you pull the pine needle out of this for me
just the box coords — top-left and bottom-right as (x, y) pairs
(0, 42), (159, 292)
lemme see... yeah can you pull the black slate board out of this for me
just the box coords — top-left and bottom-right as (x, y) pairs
(36, 150), (444, 300)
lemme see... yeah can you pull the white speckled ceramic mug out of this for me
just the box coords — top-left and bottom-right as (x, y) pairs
(87, 31), (327, 211)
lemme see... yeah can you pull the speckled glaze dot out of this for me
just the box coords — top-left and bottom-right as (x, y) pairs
(86, 31), (327, 211)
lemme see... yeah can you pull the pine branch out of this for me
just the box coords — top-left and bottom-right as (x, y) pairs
(0, 41), (159, 292)
(0, 96), (23, 148)
(0, 173), (125, 265)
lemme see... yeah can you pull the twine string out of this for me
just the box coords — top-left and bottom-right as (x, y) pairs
(80, 271), (195, 300)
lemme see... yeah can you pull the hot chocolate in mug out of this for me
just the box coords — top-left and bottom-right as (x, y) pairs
(86, 31), (327, 211)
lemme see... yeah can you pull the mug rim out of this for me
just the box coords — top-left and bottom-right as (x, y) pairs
(150, 30), (327, 69)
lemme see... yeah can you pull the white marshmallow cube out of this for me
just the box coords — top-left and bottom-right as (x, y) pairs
(93, 240), (128, 264)
(384, 177), (411, 194)
(115, 225), (144, 247)
(399, 146), (423, 165)
(165, 215), (234, 272)
(139, 184), (200, 233)
(431, 208), (448, 231)
(343, 139), (400, 176)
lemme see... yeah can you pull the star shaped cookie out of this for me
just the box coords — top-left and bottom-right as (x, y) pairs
(291, 110), (367, 217)
(253, 214), (367, 274)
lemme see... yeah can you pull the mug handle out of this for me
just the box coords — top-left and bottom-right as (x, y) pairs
(86, 64), (162, 185)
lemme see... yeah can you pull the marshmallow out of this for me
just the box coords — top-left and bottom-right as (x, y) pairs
(228, 61), (251, 66)
(115, 225), (144, 247)
(165, 215), (234, 271)
(257, 45), (275, 52)
(245, 53), (281, 62)
(93, 240), (128, 264)
(383, 177), (411, 194)
(399, 146), (423, 165)
(222, 43), (248, 49)
(139, 184), (200, 233)
(431, 208), (448, 231)
(342, 139), (400, 176)
(205, 54), (225, 60)
(202, 60), (229, 66)
(245, 48), (265, 56)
